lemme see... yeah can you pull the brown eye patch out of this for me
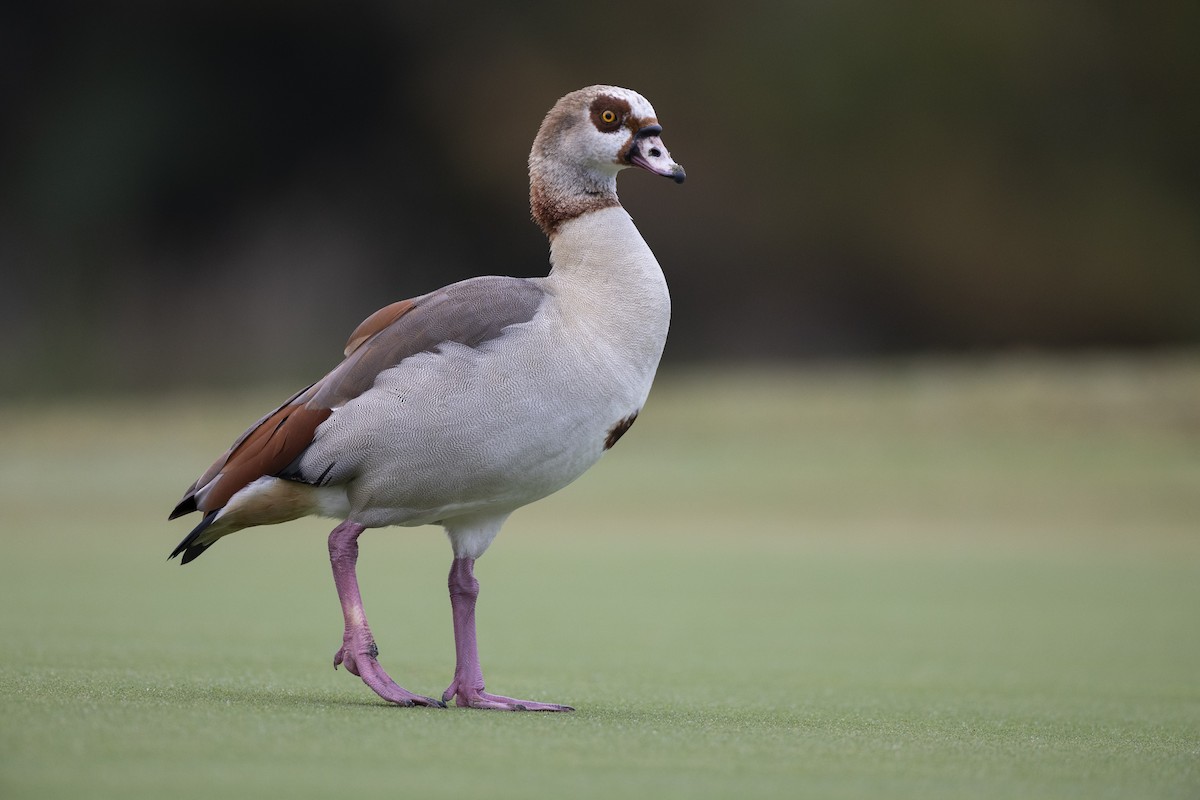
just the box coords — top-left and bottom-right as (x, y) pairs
(590, 95), (631, 132)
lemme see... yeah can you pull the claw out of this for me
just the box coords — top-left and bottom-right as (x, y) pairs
(334, 638), (444, 706)
(443, 680), (574, 711)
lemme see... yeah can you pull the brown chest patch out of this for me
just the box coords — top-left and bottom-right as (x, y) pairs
(604, 411), (639, 450)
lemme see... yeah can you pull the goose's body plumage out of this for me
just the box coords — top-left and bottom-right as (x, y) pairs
(169, 85), (683, 710)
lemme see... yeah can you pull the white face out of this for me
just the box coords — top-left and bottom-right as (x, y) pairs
(565, 86), (685, 184)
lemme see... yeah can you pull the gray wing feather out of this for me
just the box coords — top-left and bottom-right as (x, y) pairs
(312, 275), (547, 409)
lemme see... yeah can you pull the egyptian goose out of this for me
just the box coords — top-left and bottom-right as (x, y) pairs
(169, 85), (684, 710)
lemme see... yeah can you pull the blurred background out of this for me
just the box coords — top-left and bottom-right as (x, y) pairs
(2, 0), (1197, 397)
(4, 6), (1199, 795)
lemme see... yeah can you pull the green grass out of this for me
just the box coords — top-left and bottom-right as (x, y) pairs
(2, 357), (1198, 799)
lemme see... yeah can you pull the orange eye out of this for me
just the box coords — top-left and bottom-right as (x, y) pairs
(601, 110), (617, 124)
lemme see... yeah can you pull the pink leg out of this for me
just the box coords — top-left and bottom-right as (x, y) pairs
(441, 557), (573, 711)
(329, 520), (444, 707)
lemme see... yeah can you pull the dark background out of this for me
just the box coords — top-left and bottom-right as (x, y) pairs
(2, 1), (1197, 396)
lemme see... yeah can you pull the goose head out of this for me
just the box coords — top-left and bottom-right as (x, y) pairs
(529, 85), (685, 236)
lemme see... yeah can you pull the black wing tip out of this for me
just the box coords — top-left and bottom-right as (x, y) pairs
(168, 495), (198, 521)
(168, 511), (218, 564)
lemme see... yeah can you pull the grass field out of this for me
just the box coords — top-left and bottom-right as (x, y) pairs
(2, 357), (1198, 799)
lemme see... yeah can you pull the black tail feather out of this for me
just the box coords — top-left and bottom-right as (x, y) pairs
(169, 511), (218, 563)
(179, 542), (214, 564)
